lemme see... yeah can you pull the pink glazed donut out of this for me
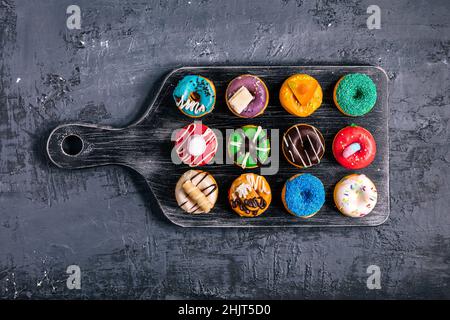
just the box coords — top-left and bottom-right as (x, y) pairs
(225, 74), (269, 118)
(175, 122), (218, 167)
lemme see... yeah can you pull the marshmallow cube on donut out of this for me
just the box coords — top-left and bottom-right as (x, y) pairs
(228, 86), (254, 115)
(226, 75), (269, 118)
(187, 135), (207, 156)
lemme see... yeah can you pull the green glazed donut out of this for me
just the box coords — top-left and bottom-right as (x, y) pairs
(228, 125), (270, 169)
(333, 73), (377, 116)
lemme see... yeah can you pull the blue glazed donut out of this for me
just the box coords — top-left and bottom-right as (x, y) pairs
(282, 173), (325, 218)
(173, 75), (216, 118)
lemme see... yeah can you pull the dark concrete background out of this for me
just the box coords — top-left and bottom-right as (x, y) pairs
(0, 0), (449, 299)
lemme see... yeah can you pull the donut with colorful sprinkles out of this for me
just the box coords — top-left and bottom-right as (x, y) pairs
(332, 124), (376, 169)
(175, 122), (218, 167)
(333, 174), (378, 217)
(281, 173), (325, 218)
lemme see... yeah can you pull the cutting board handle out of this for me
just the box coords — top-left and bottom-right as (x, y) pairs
(46, 123), (143, 169)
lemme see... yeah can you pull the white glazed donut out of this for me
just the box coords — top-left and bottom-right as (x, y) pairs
(333, 174), (377, 217)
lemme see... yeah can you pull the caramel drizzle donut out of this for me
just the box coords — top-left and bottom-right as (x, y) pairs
(282, 124), (325, 168)
(229, 173), (271, 217)
(175, 170), (218, 214)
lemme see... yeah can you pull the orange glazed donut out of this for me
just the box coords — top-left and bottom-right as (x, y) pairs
(228, 173), (272, 217)
(279, 74), (323, 117)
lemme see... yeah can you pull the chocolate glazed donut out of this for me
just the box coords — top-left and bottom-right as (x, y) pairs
(282, 124), (325, 168)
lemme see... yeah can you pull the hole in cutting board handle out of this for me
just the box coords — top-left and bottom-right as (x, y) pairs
(61, 134), (84, 156)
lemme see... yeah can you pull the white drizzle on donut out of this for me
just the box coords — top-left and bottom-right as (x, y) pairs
(230, 141), (242, 147)
(246, 174), (270, 194)
(252, 126), (262, 143)
(313, 126), (324, 152)
(176, 97), (206, 115)
(231, 126), (269, 168)
(241, 153), (250, 169)
(175, 123), (217, 167)
(235, 183), (252, 198)
(307, 134), (319, 162)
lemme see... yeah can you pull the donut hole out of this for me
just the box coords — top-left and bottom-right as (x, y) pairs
(243, 137), (258, 160)
(189, 91), (201, 102)
(353, 88), (364, 101)
(244, 137), (250, 152)
(300, 190), (313, 202)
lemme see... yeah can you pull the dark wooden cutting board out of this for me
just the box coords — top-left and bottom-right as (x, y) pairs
(46, 66), (389, 227)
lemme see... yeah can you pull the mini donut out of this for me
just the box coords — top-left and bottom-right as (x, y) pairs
(173, 75), (216, 118)
(281, 173), (325, 218)
(225, 74), (269, 118)
(333, 73), (377, 116)
(282, 124), (325, 168)
(228, 173), (272, 217)
(332, 125), (376, 169)
(334, 174), (377, 217)
(175, 170), (218, 214)
(175, 122), (218, 167)
(228, 125), (271, 169)
(279, 74), (323, 117)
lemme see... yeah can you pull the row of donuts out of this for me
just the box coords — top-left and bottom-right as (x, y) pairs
(175, 122), (377, 170)
(173, 73), (377, 118)
(176, 171), (377, 218)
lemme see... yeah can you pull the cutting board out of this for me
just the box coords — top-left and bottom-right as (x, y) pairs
(46, 66), (389, 227)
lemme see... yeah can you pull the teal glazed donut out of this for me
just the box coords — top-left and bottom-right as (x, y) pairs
(173, 75), (216, 118)
(333, 73), (377, 116)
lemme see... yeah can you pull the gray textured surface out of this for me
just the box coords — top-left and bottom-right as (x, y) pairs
(0, 0), (449, 299)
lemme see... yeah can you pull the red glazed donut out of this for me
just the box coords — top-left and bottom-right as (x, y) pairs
(332, 125), (376, 169)
(175, 122), (218, 167)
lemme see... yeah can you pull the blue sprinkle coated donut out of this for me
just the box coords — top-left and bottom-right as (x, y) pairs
(173, 75), (216, 118)
(282, 173), (325, 218)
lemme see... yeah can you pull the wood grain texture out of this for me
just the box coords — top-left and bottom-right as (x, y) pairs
(47, 66), (389, 227)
